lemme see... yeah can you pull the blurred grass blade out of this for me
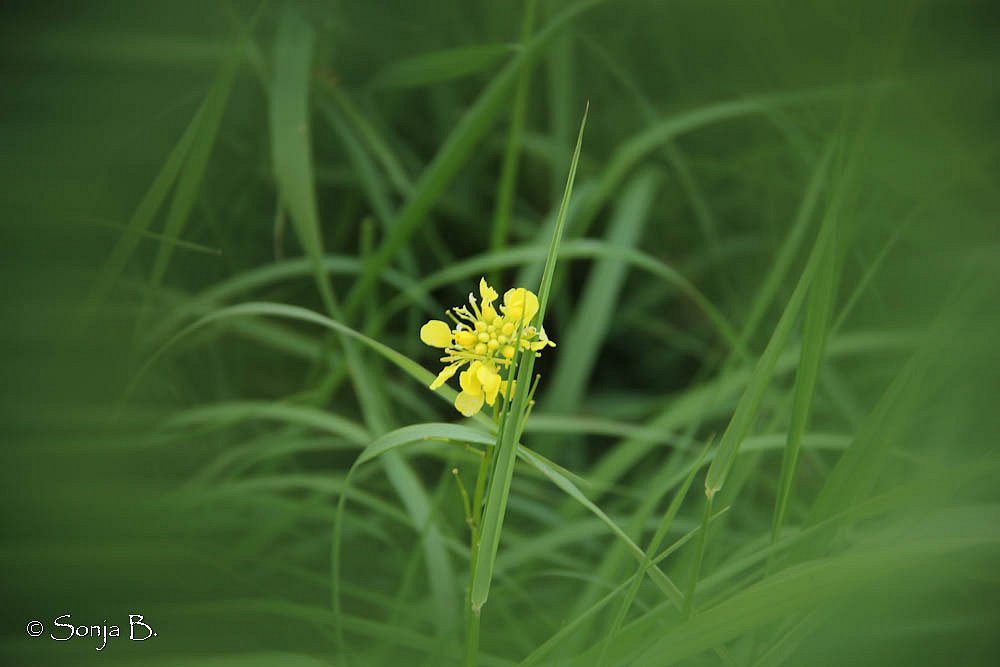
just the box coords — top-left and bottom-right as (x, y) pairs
(771, 214), (840, 542)
(619, 511), (1000, 667)
(344, 0), (603, 317)
(598, 441), (709, 665)
(141, 56), (239, 320)
(165, 400), (371, 447)
(82, 101), (205, 321)
(470, 103), (588, 614)
(269, 7), (339, 316)
(382, 239), (740, 349)
(741, 143), (834, 340)
(355, 423), (493, 466)
(369, 44), (514, 90)
(704, 208), (836, 499)
(490, 0), (537, 270)
(517, 447), (684, 606)
(546, 167), (661, 413)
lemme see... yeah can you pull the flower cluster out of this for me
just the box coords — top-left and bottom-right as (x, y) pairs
(420, 277), (555, 417)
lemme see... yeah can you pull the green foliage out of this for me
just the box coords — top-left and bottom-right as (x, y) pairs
(3, 1), (1000, 666)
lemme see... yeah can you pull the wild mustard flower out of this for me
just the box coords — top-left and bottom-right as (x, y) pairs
(420, 277), (555, 417)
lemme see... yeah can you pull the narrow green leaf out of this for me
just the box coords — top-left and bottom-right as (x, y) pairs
(142, 58), (238, 319)
(82, 100), (205, 320)
(370, 44), (514, 90)
(489, 0), (537, 270)
(165, 400), (371, 447)
(470, 106), (588, 613)
(269, 7), (339, 316)
(704, 213), (836, 498)
(517, 447), (684, 606)
(772, 214), (840, 542)
(356, 423), (494, 466)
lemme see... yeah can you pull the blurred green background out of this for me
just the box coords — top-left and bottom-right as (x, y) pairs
(2, 0), (999, 665)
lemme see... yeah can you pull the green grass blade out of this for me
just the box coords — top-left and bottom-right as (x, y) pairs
(164, 400), (371, 447)
(517, 447), (684, 606)
(546, 167), (661, 413)
(704, 210), (836, 498)
(81, 100), (205, 320)
(369, 44), (514, 90)
(355, 423), (493, 466)
(140, 61), (237, 319)
(269, 7), (339, 316)
(343, 0), (603, 317)
(597, 441), (709, 666)
(771, 213), (840, 542)
(740, 142), (834, 341)
(470, 103), (588, 614)
(489, 0), (537, 273)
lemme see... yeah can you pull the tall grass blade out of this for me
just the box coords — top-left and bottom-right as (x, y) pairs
(771, 212), (840, 542)
(704, 204), (836, 498)
(470, 103), (588, 614)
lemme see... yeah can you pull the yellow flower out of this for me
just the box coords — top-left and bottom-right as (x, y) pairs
(419, 277), (555, 416)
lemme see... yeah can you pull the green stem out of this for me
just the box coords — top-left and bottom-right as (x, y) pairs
(465, 443), (493, 667)
(682, 491), (714, 619)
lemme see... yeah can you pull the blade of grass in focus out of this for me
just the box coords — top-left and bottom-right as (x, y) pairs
(470, 102), (588, 614)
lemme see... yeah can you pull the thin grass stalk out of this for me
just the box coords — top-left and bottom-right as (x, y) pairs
(490, 0), (537, 284)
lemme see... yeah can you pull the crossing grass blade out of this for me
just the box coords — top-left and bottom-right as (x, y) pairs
(343, 0), (603, 317)
(140, 58), (237, 322)
(81, 101), (205, 322)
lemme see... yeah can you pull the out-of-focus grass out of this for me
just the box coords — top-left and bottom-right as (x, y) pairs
(2, 0), (999, 665)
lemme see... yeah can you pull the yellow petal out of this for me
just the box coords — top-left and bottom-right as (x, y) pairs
(503, 288), (539, 324)
(420, 320), (453, 348)
(460, 361), (483, 394)
(429, 363), (461, 390)
(455, 391), (484, 417)
(479, 277), (498, 305)
(539, 327), (556, 347)
(482, 371), (502, 406)
(501, 345), (515, 360)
